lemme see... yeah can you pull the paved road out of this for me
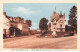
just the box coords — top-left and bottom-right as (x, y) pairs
(3, 34), (77, 49)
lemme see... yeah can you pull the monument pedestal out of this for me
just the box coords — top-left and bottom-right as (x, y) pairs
(52, 31), (57, 38)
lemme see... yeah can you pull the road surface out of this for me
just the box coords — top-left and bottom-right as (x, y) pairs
(3, 34), (77, 49)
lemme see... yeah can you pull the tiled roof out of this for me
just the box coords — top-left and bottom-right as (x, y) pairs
(50, 12), (64, 22)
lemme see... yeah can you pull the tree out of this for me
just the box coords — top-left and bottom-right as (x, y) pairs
(65, 25), (70, 32)
(25, 20), (32, 27)
(39, 17), (48, 35)
(68, 6), (77, 32)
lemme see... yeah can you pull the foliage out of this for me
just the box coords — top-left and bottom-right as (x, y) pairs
(25, 20), (32, 27)
(68, 6), (77, 31)
(39, 17), (48, 30)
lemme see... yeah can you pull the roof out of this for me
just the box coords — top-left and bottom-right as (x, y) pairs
(50, 12), (64, 22)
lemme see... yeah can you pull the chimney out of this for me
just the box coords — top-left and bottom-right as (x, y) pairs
(3, 12), (6, 16)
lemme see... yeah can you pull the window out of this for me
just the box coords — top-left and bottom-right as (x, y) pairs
(60, 20), (63, 23)
(60, 24), (62, 28)
(60, 24), (62, 32)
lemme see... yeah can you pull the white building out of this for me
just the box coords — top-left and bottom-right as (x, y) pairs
(50, 11), (65, 32)
(3, 12), (10, 36)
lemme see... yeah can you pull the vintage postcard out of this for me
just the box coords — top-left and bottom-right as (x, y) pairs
(0, 0), (80, 51)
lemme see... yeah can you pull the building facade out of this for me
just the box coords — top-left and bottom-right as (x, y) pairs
(50, 11), (65, 32)
(3, 12), (30, 37)
(3, 12), (10, 37)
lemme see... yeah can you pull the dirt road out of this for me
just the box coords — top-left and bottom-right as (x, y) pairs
(3, 34), (77, 49)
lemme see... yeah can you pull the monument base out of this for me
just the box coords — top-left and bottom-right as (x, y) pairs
(51, 31), (58, 38)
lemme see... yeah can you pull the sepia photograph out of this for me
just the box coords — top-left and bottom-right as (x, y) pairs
(3, 3), (77, 49)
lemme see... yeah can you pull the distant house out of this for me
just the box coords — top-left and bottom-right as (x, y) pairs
(3, 12), (30, 37)
(50, 11), (65, 32)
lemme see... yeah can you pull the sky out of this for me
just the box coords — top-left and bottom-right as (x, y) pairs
(3, 3), (77, 30)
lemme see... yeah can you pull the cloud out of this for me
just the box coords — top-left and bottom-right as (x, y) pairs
(32, 22), (36, 26)
(30, 22), (38, 30)
(12, 7), (40, 15)
(30, 26), (37, 30)
(11, 7), (40, 30)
